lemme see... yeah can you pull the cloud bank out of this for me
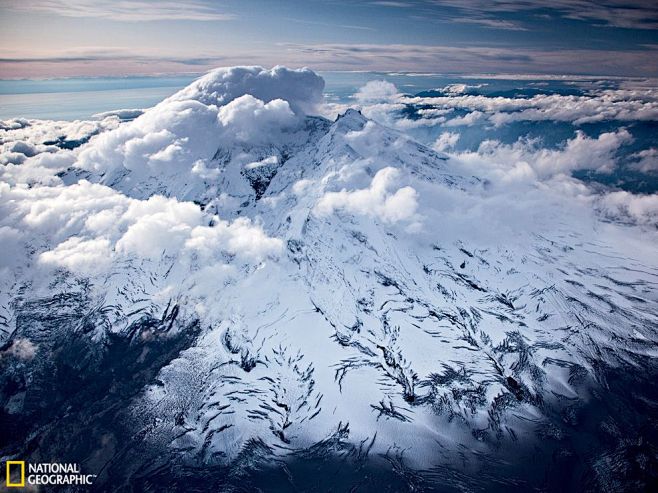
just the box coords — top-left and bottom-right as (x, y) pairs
(1, 180), (282, 277)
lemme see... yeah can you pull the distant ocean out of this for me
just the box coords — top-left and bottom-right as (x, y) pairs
(0, 76), (198, 120)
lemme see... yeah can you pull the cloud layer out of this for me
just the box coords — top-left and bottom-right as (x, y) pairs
(1, 180), (282, 277)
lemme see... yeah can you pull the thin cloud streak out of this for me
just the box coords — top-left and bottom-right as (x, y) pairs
(279, 42), (658, 77)
(2, 42), (658, 78)
(4, 0), (236, 22)
(372, 0), (658, 30)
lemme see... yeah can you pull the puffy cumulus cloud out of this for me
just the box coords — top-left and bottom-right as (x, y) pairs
(292, 179), (315, 196)
(218, 95), (297, 143)
(314, 167), (420, 226)
(345, 82), (450, 131)
(440, 83), (487, 95)
(342, 119), (423, 163)
(444, 110), (486, 127)
(185, 217), (283, 261)
(335, 79), (657, 230)
(0, 151), (76, 187)
(597, 191), (658, 226)
(3, 180), (126, 241)
(404, 89), (658, 126)
(353, 80), (400, 103)
(356, 102), (410, 130)
(449, 129), (632, 183)
(0, 117), (119, 185)
(629, 148), (658, 173)
(0, 116), (121, 186)
(113, 195), (202, 258)
(326, 82), (447, 130)
(92, 108), (144, 121)
(0, 181), (283, 276)
(344, 80), (658, 131)
(40, 237), (113, 274)
(0, 117), (119, 147)
(427, 128), (657, 228)
(433, 131), (460, 152)
(169, 66), (325, 116)
(76, 99), (221, 176)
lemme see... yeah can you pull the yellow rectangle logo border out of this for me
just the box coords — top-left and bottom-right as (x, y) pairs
(6, 460), (25, 488)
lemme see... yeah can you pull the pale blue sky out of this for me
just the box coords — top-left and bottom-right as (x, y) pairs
(1, 0), (657, 78)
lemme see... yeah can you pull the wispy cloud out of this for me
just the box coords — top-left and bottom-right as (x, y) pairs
(370, 1), (412, 7)
(2, 42), (658, 78)
(428, 0), (658, 30)
(4, 0), (235, 22)
(280, 42), (658, 77)
(370, 0), (658, 30)
(450, 17), (528, 31)
(282, 17), (376, 32)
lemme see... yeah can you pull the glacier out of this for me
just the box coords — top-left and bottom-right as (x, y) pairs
(1, 66), (657, 491)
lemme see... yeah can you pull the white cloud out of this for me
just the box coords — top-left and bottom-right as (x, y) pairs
(315, 167), (419, 225)
(444, 110), (485, 127)
(440, 83), (487, 95)
(597, 191), (658, 226)
(218, 95), (297, 142)
(629, 148), (658, 173)
(245, 155), (279, 170)
(433, 132), (460, 152)
(345, 80), (655, 132)
(343, 83), (658, 132)
(186, 217), (283, 261)
(191, 159), (221, 179)
(0, 116), (121, 186)
(114, 195), (201, 258)
(403, 90), (658, 126)
(449, 129), (633, 183)
(292, 179), (315, 196)
(39, 237), (113, 274)
(1, 180), (283, 277)
(353, 80), (400, 103)
(92, 108), (144, 121)
(171, 66), (325, 116)
(0, 116), (119, 147)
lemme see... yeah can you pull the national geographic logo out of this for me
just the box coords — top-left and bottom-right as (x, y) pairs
(5, 461), (96, 488)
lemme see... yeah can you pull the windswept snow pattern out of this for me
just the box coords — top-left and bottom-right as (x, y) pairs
(1, 67), (658, 492)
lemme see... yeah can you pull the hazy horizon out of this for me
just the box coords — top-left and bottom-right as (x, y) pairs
(1, 1), (658, 78)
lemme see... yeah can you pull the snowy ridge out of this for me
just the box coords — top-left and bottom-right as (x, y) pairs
(1, 66), (657, 490)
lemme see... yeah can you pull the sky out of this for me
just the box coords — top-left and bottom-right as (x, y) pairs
(1, 0), (658, 78)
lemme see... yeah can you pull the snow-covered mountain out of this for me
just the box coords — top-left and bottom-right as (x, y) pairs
(1, 66), (657, 492)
